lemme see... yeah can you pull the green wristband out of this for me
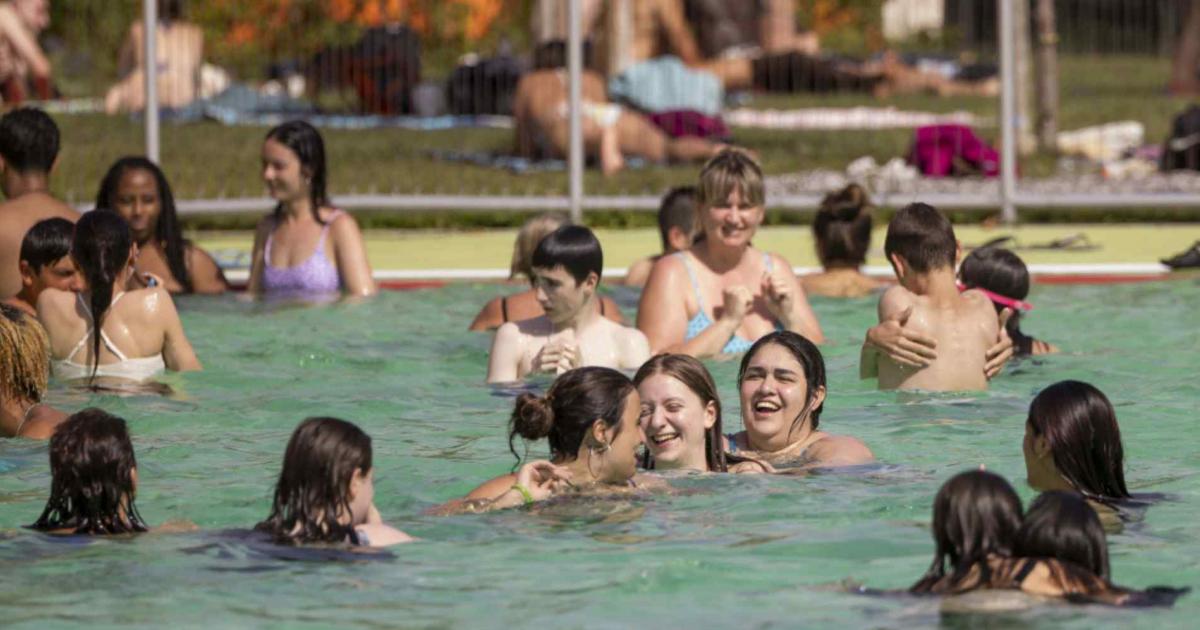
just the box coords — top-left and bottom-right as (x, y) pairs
(512, 482), (535, 505)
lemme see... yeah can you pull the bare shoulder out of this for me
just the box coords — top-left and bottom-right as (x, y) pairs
(960, 288), (994, 311)
(809, 433), (875, 466)
(465, 473), (518, 501)
(470, 296), (505, 330)
(878, 284), (916, 317)
(766, 251), (796, 274)
(128, 286), (178, 317)
(357, 524), (414, 547)
(36, 287), (74, 321)
(327, 209), (361, 233)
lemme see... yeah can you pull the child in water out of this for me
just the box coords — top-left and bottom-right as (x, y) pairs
(958, 246), (1057, 356)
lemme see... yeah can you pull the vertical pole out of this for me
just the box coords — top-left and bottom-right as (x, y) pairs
(566, 0), (584, 224)
(999, 0), (1018, 224)
(143, 0), (160, 163)
(1033, 0), (1059, 150)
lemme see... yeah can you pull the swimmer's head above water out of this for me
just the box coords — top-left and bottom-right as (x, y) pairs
(95, 157), (193, 292)
(263, 120), (330, 223)
(814, 184), (873, 269)
(737, 331), (826, 451)
(1016, 490), (1110, 580)
(1024, 380), (1131, 503)
(634, 353), (728, 472)
(530, 225), (603, 326)
(884, 202), (958, 285)
(697, 149), (764, 250)
(71, 211), (135, 384)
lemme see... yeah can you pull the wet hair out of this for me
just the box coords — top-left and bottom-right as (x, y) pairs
(814, 184), (873, 267)
(71, 211), (133, 385)
(0, 107), (59, 174)
(508, 366), (635, 465)
(634, 353), (731, 472)
(884, 202), (957, 274)
(738, 331), (826, 430)
(19, 217), (73, 273)
(657, 186), (697, 252)
(0, 303), (49, 405)
(95, 157), (194, 292)
(959, 247), (1032, 355)
(265, 120), (330, 225)
(256, 417), (373, 546)
(31, 409), (148, 534)
(910, 470), (1023, 594)
(698, 149), (765, 211)
(1027, 380), (1131, 503)
(510, 212), (569, 280)
(1016, 491), (1110, 580)
(531, 225), (603, 286)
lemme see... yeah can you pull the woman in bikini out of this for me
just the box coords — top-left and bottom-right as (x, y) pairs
(247, 120), (376, 297)
(37, 212), (201, 387)
(0, 302), (66, 438)
(637, 150), (823, 357)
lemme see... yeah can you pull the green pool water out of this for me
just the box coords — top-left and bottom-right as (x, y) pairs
(2, 280), (1198, 628)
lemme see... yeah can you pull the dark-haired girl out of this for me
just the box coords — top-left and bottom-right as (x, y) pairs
(1016, 491), (1110, 580)
(96, 156), (227, 294)
(257, 417), (412, 547)
(30, 408), (149, 534)
(248, 120), (376, 297)
(441, 367), (646, 513)
(728, 331), (873, 467)
(959, 247), (1057, 356)
(38, 211), (201, 384)
(800, 184), (885, 298)
(634, 353), (770, 473)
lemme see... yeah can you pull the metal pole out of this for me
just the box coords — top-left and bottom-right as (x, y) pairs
(566, 0), (584, 223)
(143, 0), (160, 163)
(999, 0), (1018, 224)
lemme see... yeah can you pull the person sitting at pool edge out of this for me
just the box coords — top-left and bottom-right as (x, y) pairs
(0, 302), (67, 438)
(728, 331), (873, 467)
(4, 217), (78, 316)
(469, 212), (624, 331)
(800, 184), (885, 299)
(860, 202), (1000, 392)
(486, 225), (649, 383)
(624, 186), (697, 288)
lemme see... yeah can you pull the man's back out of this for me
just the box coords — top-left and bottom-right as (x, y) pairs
(0, 192), (78, 298)
(875, 285), (997, 391)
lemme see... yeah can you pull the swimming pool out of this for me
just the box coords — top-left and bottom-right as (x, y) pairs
(1, 279), (1198, 628)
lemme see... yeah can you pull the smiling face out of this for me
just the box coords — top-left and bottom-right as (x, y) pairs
(701, 186), (763, 249)
(261, 139), (308, 203)
(739, 342), (824, 451)
(600, 391), (645, 483)
(532, 265), (595, 325)
(638, 372), (715, 471)
(112, 168), (161, 244)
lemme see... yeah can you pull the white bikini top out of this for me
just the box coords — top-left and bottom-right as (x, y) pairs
(51, 292), (166, 382)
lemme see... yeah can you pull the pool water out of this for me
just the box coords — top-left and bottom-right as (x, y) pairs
(2, 280), (1198, 628)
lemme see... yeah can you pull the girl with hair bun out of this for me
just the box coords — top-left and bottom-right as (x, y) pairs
(800, 184), (885, 298)
(438, 367), (645, 513)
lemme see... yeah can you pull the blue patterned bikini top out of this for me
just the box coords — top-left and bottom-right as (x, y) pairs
(678, 251), (779, 355)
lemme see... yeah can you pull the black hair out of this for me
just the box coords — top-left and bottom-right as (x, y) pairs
(256, 417), (373, 546)
(657, 186), (697, 252)
(159, 0), (185, 22)
(884, 202), (957, 274)
(634, 353), (733, 472)
(71, 212), (133, 385)
(265, 120), (330, 225)
(1016, 490), (1110, 580)
(95, 157), (194, 293)
(738, 331), (826, 430)
(959, 247), (1033, 356)
(509, 366), (634, 466)
(910, 469), (1023, 594)
(0, 107), (60, 174)
(19, 217), (73, 272)
(1027, 380), (1131, 503)
(31, 408), (148, 534)
(531, 224), (603, 285)
(814, 184), (873, 267)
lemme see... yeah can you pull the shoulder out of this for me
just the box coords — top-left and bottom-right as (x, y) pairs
(326, 209), (359, 229)
(35, 287), (73, 315)
(471, 296), (505, 330)
(765, 251), (795, 272)
(465, 473), (517, 501)
(959, 288), (993, 309)
(809, 433), (875, 466)
(878, 284), (916, 313)
(356, 524), (414, 547)
(643, 253), (688, 289)
(129, 286), (178, 315)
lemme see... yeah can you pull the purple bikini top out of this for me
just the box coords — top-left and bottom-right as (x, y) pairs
(262, 210), (344, 295)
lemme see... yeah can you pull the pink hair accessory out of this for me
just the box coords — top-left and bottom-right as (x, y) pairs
(957, 282), (1033, 312)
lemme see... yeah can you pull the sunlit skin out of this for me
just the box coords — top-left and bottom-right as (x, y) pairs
(738, 343), (825, 454)
(638, 373), (715, 471)
(113, 169), (160, 244)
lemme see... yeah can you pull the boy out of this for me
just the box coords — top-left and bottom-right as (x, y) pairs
(860, 203), (998, 391)
(4, 217), (78, 315)
(624, 185), (696, 288)
(487, 225), (650, 383)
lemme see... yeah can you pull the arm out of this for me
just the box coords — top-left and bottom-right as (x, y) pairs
(984, 307), (1015, 379)
(468, 296), (505, 331)
(156, 288), (202, 371)
(186, 245), (229, 294)
(485, 323), (524, 383)
(116, 22), (139, 78)
(329, 213), (378, 297)
(807, 435), (875, 467)
(861, 290), (937, 378)
(246, 216), (272, 295)
(655, 0), (704, 64)
(637, 256), (743, 358)
(0, 8), (51, 79)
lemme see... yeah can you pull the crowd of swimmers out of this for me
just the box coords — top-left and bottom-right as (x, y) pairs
(0, 106), (1186, 607)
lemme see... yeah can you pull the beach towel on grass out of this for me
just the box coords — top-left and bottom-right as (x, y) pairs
(647, 110), (730, 139)
(429, 150), (646, 175)
(908, 124), (1000, 178)
(608, 57), (723, 117)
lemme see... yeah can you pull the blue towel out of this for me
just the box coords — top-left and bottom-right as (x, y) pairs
(608, 57), (724, 117)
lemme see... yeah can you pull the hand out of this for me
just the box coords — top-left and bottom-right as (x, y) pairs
(515, 460), (573, 501)
(717, 285), (753, 325)
(533, 337), (579, 376)
(761, 268), (795, 325)
(866, 306), (938, 368)
(984, 308), (1015, 380)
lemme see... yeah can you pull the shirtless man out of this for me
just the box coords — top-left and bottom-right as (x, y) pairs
(0, 108), (79, 300)
(860, 203), (1000, 392)
(486, 225), (650, 383)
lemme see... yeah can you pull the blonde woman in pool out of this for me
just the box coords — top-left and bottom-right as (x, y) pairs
(0, 302), (66, 438)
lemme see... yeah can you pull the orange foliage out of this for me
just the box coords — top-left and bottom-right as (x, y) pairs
(802, 0), (861, 36)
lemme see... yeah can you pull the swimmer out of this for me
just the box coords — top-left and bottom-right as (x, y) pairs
(248, 120), (376, 297)
(256, 417), (412, 548)
(95, 157), (227, 295)
(0, 302), (66, 438)
(634, 353), (770, 473)
(469, 212), (624, 331)
(5, 217), (78, 316)
(727, 331), (873, 468)
(441, 367), (645, 513)
(1016, 491), (1111, 580)
(860, 203), (1000, 391)
(800, 184), (885, 298)
(624, 186), (697, 288)
(38, 211), (201, 386)
(959, 247), (1058, 356)
(486, 226), (649, 383)
(637, 150), (823, 357)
